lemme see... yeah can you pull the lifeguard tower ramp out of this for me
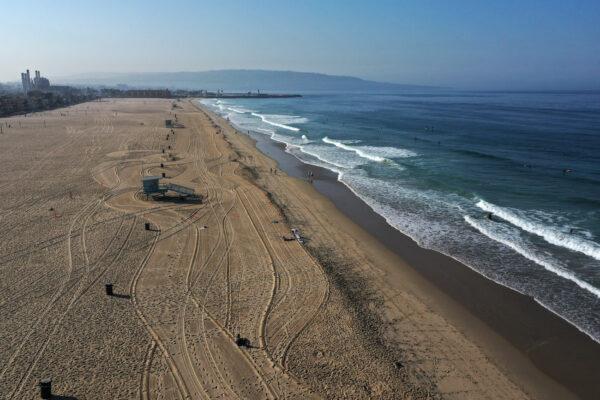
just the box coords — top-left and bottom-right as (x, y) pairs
(166, 182), (195, 196)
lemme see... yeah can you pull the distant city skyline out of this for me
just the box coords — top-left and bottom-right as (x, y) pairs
(2, 0), (600, 90)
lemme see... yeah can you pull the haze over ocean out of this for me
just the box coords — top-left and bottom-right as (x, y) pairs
(202, 89), (600, 341)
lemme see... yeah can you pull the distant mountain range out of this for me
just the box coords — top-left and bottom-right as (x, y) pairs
(56, 70), (434, 92)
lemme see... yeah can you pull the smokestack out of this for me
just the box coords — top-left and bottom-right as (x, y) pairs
(21, 72), (30, 93)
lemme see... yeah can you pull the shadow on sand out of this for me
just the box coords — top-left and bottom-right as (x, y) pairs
(150, 194), (203, 204)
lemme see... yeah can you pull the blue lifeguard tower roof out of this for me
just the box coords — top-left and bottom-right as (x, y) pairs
(142, 176), (162, 194)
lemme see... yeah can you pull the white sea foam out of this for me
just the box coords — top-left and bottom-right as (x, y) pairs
(227, 106), (251, 114)
(256, 127), (275, 135)
(465, 215), (600, 298)
(285, 143), (347, 172)
(323, 137), (385, 161)
(302, 144), (363, 169)
(251, 113), (306, 131)
(257, 128), (307, 148)
(322, 136), (416, 162)
(477, 200), (600, 261)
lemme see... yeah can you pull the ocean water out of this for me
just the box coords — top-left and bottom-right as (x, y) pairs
(200, 91), (600, 342)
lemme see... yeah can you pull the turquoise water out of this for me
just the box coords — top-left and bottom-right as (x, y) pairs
(200, 90), (600, 341)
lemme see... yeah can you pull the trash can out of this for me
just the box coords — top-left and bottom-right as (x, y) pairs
(39, 378), (52, 399)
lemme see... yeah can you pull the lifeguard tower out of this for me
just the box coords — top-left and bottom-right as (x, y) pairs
(142, 176), (197, 200)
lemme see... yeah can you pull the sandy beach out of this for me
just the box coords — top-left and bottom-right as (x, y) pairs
(0, 98), (597, 399)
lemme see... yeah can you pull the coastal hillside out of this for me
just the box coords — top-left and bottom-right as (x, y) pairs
(56, 69), (434, 92)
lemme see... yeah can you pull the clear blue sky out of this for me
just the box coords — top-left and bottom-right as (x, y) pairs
(2, 0), (599, 89)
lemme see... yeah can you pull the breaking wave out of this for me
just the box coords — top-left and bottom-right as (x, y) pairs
(465, 215), (600, 298)
(322, 136), (416, 162)
(476, 200), (600, 261)
(251, 113), (307, 132)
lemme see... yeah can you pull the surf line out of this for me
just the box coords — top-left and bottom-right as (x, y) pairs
(476, 200), (600, 261)
(251, 113), (301, 132)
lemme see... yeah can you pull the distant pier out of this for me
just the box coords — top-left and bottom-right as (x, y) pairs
(197, 92), (301, 99)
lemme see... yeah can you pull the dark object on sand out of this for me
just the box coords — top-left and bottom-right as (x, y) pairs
(282, 236), (295, 241)
(160, 163), (164, 168)
(235, 334), (251, 348)
(39, 378), (52, 399)
(145, 222), (151, 231)
(105, 283), (113, 296)
(162, 172), (166, 178)
(291, 228), (304, 244)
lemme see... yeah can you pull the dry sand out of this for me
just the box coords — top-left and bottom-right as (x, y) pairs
(0, 99), (588, 399)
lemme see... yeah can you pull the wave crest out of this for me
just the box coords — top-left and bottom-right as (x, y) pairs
(465, 215), (600, 298)
(476, 200), (600, 261)
(251, 113), (306, 131)
(322, 136), (416, 162)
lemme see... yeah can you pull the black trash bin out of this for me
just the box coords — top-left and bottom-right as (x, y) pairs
(39, 378), (52, 399)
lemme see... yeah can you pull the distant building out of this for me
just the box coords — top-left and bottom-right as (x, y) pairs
(124, 89), (172, 98)
(20, 69), (31, 93)
(20, 68), (51, 94)
(33, 70), (50, 90)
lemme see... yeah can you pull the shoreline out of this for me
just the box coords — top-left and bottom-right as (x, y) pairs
(203, 103), (600, 399)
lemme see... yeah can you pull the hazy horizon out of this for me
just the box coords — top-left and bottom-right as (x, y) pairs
(2, 0), (600, 90)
